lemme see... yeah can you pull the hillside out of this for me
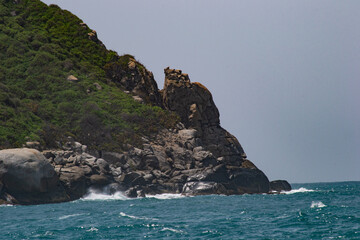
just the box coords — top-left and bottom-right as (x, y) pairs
(0, 0), (177, 151)
(0, 0), (290, 205)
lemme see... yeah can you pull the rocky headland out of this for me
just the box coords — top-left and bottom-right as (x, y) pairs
(0, 0), (290, 205)
(0, 67), (290, 205)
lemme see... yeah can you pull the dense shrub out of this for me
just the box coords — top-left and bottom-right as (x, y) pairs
(0, 0), (178, 151)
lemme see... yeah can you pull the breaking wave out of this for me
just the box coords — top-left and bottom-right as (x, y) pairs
(283, 187), (316, 194)
(145, 193), (185, 199)
(0, 204), (13, 207)
(311, 201), (326, 208)
(81, 189), (129, 201)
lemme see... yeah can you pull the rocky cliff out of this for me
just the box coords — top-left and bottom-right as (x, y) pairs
(1, 67), (290, 205)
(0, 0), (290, 205)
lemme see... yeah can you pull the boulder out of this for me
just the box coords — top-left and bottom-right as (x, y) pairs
(59, 166), (87, 200)
(182, 181), (227, 196)
(0, 148), (69, 204)
(90, 174), (110, 187)
(228, 167), (270, 194)
(96, 158), (110, 173)
(67, 75), (78, 82)
(270, 180), (291, 192)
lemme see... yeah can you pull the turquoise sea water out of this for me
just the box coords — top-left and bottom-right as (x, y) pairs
(1, 182), (359, 239)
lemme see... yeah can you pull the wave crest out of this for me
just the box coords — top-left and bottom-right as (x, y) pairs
(81, 189), (129, 201)
(145, 193), (185, 199)
(311, 201), (326, 208)
(283, 187), (315, 194)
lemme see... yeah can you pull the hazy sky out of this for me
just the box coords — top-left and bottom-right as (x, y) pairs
(42, 0), (360, 183)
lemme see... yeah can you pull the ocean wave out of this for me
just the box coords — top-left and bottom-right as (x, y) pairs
(59, 213), (84, 220)
(0, 204), (13, 207)
(283, 187), (316, 194)
(120, 212), (158, 221)
(86, 227), (98, 232)
(311, 201), (326, 208)
(161, 227), (184, 233)
(81, 189), (129, 201)
(145, 193), (185, 199)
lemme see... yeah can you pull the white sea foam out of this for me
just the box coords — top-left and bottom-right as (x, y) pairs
(119, 212), (158, 221)
(86, 227), (98, 232)
(0, 204), (13, 207)
(81, 189), (129, 201)
(59, 213), (84, 220)
(145, 193), (185, 199)
(311, 201), (326, 208)
(161, 227), (183, 233)
(283, 187), (315, 194)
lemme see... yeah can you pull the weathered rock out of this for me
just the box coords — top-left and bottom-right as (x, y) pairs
(96, 158), (110, 173)
(182, 181), (227, 196)
(90, 174), (110, 187)
(125, 187), (144, 198)
(59, 166), (87, 200)
(162, 67), (219, 130)
(228, 167), (270, 194)
(67, 75), (78, 82)
(93, 82), (102, 90)
(161, 68), (246, 160)
(24, 141), (40, 149)
(270, 180), (291, 192)
(120, 172), (141, 186)
(88, 30), (98, 42)
(104, 58), (163, 106)
(0, 148), (69, 204)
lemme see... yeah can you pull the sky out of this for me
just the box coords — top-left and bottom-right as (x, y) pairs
(42, 0), (360, 183)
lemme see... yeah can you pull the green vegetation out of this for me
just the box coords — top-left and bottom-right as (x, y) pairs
(0, 0), (178, 150)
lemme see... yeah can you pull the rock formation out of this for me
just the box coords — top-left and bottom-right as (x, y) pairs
(0, 148), (69, 205)
(104, 56), (163, 106)
(0, 68), (290, 205)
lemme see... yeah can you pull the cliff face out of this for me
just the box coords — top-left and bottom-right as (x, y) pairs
(107, 67), (271, 196)
(0, 0), (290, 205)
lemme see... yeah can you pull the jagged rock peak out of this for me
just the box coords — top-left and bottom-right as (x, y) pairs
(104, 57), (163, 106)
(162, 67), (220, 131)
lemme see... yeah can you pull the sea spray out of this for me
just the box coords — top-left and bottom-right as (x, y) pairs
(283, 187), (316, 194)
(81, 188), (129, 201)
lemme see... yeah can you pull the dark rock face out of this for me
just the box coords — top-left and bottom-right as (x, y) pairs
(162, 67), (220, 130)
(0, 148), (69, 205)
(161, 67), (246, 161)
(270, 180), (292, 192)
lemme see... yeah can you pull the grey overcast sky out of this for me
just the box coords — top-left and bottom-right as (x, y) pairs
(42, 0), (360, 183)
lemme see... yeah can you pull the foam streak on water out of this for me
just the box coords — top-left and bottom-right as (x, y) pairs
(58, 213), (84, 220)
(119, 212), (158, 221)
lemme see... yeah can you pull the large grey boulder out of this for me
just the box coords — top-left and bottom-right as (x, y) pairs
(0, 148), (69, 205)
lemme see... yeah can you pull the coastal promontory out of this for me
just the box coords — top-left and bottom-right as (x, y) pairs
(0, 0), (290, 205)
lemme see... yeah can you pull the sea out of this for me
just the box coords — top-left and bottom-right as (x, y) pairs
(1, 182), (359, 239)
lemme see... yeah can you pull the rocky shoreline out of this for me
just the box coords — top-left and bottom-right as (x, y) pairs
(0, 68), (290, 205)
